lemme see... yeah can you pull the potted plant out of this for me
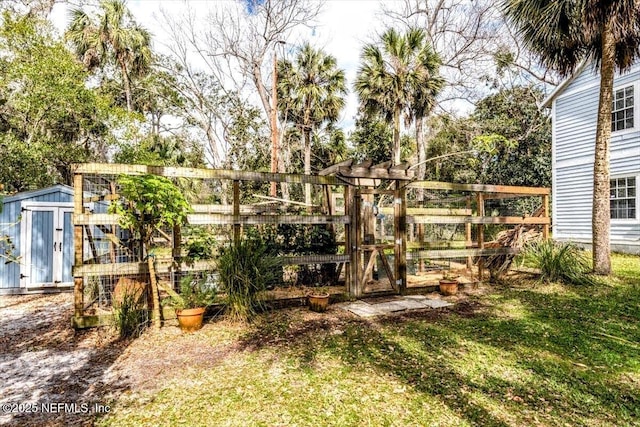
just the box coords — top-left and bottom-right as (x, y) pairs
(439, 271), (459, 296)
(308, 285), (330, 312)
(164, 274), (217, 332)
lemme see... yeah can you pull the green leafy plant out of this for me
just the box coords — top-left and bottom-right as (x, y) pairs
(524, 239), (599, 285)
(163, 274), (217, 310)
(109, 174), (192, 253)
(183, 226), (218, 261)
(217, 237), (279, 322)
(441, 271), (459, 281)
(109, 174), (192, 327)
(113, 289), (149, 339)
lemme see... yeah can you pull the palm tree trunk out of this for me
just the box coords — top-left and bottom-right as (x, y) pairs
(119, 59), (133, 112)
(592, 19), (614, 275)
(393, 107), (401, 165)
(304, 128), (312, 208)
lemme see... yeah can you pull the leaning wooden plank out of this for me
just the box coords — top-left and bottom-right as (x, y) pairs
(187, 214), (350, 225)
(407, 181), (550, 195)
(73, 163), (340, 186)
(157, 280), (180, 299)
(253, 194), (316, 207)
(407, 247), (517, 259)
(408, 215), (551, 225)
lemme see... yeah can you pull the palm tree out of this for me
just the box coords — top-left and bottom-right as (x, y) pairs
(355, 28), (443, 165)
(503, 0), (640, 275)
(278, 44), (346, 206)
(66, 0), (152, 112)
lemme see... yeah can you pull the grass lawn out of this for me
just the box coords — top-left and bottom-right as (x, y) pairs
(98, 254), (639, 427)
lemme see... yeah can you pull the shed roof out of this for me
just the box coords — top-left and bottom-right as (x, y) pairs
(2, 184), (74, 204)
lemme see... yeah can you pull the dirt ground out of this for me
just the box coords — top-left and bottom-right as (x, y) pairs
(0, 285), (484, 427)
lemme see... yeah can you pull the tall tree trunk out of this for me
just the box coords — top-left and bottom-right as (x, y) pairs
(592, 20), (614, 275)
(393, 107), (401, 165)
(304, 128), (312, 208)
(119, 59), (133, 112)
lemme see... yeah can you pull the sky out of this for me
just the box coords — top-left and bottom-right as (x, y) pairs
(50, 0), (391, 131)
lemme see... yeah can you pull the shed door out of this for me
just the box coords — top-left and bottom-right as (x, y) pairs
(21, 204), (73, 288)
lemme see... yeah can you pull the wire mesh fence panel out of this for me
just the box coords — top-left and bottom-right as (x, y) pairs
(73, 164), (350, 318)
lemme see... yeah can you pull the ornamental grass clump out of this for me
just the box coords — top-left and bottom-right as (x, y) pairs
(217, 237), (279, 322)
(113, 290), (149, 339)
(524, 239), (599, 286)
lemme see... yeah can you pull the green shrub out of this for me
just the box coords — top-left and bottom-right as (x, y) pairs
(217, 237), (279, 322)
(524, 240), (598, 285)
(113, 291), (148, 339)
(163, 274), (218, 310)
(184, 226), (218, 261)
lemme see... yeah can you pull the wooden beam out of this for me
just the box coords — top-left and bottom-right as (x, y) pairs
(407, 247), (517, 260)
(74, 259), (213, 277)
(390, 162), (412, 171)
(233, 180), (241, 244)
(338, 167), (415, 180)
(380, 207), (472, 216)
(407, 215), (551, 225)
(74, 213), (119, 225)
(477, 193), (485, 281)
(353, 159), (374, 169)
(73, 173), (84, 318)
(465, 197), (473, 269)
(72, 314), (113, 329)
(359, 189), (395, 195)
(83, 194), (120, 203)
(407, 181), (550, 195)
(318, 159), (353, 176)
(352, 189), (362, 297)
(371, 161), (392, 170)
(253, 194), (316, 207)
(73, 163), (341, 186)
(542, 194), (550, 239)
(394, 186), (407, 294)
(277, 254), (350, 266)
(344, 186), (355, 297)
(187, 214), (350, 225)
(83, 225), (99, 261)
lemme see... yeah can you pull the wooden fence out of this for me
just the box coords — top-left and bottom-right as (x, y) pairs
(71, 163), (550, 328)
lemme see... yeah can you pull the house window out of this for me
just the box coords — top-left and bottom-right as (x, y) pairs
(611, 85), (634, 131)
(610, 177), (636, 219)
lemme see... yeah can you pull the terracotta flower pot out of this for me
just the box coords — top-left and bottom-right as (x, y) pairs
(308, 293), (330, 313)
(439, 279), (459, 296)
(176, 307), (205, 332)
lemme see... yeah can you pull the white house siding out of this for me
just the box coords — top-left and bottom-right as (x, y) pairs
(552, 63), (640, 254)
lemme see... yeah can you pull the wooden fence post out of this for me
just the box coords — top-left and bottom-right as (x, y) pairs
(73, 172), (84, 320)
(233, 180), (240, 245)
(394, 185), (407, 294)
(542, 194), (550, 240)
(476, 192), (485, 282)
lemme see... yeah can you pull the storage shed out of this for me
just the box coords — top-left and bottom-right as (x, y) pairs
(0, 185), (74, 294)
